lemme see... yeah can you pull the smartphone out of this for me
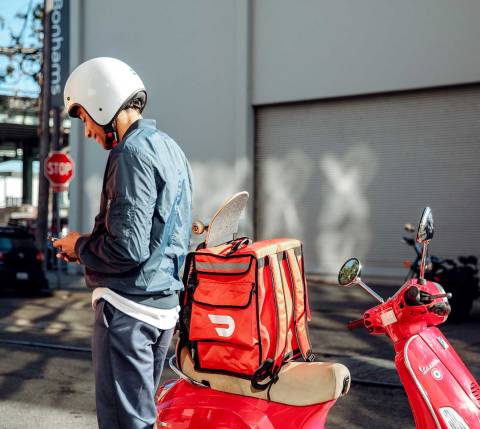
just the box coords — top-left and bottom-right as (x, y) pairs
(49, 236), (78, 262)
(48, 236), (65, 254)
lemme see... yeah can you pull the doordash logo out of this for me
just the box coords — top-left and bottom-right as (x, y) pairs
(208, 314), (235, 338)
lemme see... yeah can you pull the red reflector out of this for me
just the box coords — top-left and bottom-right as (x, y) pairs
(36, 251), (44, 262)
(0, 251), (4, 260)
(403, 260), (412, 268)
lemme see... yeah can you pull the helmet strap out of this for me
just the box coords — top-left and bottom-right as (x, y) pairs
(103, 122), (118, 149)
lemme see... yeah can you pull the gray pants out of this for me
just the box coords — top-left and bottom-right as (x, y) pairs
(93, 299), (174, 429)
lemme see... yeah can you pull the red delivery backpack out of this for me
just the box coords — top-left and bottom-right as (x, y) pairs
(178, 237), (315, 390)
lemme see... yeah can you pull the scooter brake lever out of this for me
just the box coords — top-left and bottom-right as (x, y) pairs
(429, 293), (452, 300)
(417, 291), (452, 305)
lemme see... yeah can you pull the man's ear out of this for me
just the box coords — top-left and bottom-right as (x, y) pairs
(70, 105), (80, 118)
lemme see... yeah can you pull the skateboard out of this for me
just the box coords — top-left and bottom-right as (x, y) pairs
(192, 191), (249, 247)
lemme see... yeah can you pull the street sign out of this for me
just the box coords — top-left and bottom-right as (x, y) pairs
(49, 0), (70, 107)
(44, 151), (74, 192)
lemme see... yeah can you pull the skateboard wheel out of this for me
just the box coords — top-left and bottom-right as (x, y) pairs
(192, 221), (206, 234)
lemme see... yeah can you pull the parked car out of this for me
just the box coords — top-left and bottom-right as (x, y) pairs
(8, 211), (69, 270)
(0, 226), (49, 294)
(7, 210), (37, 236)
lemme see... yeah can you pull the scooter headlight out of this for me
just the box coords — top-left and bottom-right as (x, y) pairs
(439, 407), (470, 429)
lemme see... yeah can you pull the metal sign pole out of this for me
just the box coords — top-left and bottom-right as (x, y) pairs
(56, 190), (61, 289)
(52, 107), (62, 289)
(36, 0), (52, 269)
(48, 0), (69, 289)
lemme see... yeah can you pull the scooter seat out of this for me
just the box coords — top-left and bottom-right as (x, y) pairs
(178, 346), (351, 406)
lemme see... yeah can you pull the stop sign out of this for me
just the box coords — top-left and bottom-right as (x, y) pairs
(44, 151), (74, 192)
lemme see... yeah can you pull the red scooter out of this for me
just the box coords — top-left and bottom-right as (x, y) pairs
(155, 207), (480, 428)
(155, 310), (350, 429)
(339, 207), (480, 428)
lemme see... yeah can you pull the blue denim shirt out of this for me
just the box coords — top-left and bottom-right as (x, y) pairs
(75, 119), (193, 309)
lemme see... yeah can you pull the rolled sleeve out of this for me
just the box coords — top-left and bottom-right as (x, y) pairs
(76, 150), (159, 274)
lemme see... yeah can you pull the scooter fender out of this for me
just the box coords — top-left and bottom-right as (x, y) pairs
(156, 378), (336, 429)
(396, 327), (480, 429)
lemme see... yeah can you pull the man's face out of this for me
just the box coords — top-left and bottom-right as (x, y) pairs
(77, 106), (109, 150)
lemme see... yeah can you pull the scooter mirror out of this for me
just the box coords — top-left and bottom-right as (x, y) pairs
(416, 207), (434, 244)
(338, 258), (362, 286)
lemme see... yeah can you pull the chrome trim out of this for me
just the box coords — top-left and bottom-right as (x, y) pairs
(338, 258), (384, 302)
(439, 407), (470, 429)
(357, 278), (385, 303)
(168, 355), (209, 388)
(419, 241), (429, 280)
(436, 336), (449, 350)
(404, 335), (442, 429)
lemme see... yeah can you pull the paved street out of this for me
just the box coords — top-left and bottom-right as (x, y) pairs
(0, 273), (478, 428)
(0, 344), (95, 429)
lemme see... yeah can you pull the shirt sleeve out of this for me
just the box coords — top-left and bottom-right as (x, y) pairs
(75, 149), (160, 274)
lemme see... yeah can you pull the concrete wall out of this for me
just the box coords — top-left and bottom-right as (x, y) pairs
(68, 0), (253, 238)
(68, 0), (480, 246)
(253, 0), (480, 104)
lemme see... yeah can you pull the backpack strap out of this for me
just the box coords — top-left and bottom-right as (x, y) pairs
(178, 252), (197, 354)
(225, 237), (251, 256)
(298, 245), (312, 322)
(250, 253), (291, 390)
(286, 248), (315, 361)
(268, 254), (290, 374)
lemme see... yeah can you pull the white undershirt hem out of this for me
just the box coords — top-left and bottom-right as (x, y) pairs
(92, 287), (180, 330)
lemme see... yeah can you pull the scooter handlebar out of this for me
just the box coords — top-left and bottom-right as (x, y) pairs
(347, 318), (365, 330)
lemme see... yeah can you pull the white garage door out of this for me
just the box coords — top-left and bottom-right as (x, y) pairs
(255, 85), (480, 279)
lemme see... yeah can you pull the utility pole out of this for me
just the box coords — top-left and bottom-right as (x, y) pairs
(36, 0), (51, 264)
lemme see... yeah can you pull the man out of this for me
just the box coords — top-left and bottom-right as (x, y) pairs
(54, 57), (192, 429)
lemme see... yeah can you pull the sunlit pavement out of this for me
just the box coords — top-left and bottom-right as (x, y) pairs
(0, 274), (97, 428)
(0, 344), (96, 429)
(0, 273), (478, 428)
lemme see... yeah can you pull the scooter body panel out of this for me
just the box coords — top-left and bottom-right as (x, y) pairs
(156, 378), (335, 429)
(395, 327), (480, 429)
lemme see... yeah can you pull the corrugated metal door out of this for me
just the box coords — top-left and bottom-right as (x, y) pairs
(255, 85), (480, 278)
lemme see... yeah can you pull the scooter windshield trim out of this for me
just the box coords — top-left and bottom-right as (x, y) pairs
(404, 335), (442, 429)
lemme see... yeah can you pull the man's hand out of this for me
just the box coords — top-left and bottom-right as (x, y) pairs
(53, 231), (81, 263)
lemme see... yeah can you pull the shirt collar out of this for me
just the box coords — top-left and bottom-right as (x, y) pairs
(121, 119), (157, 142)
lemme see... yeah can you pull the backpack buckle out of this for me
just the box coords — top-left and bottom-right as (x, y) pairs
(251, 359), (277, 390)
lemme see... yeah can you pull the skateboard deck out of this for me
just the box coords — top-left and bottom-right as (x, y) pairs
(203, 191), (249, 247)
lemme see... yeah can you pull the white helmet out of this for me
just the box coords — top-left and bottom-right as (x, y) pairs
(63, 57), (147, 126)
